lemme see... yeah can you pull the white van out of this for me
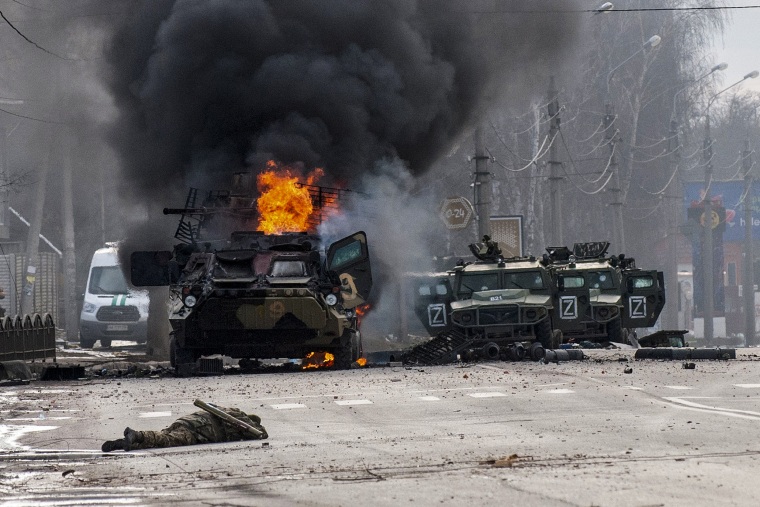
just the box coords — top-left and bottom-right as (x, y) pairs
(79, 244), (149, 348)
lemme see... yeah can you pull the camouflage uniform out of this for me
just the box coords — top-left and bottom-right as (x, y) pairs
(102, 406), (267, 452)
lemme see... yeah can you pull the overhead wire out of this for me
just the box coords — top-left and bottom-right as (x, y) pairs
(558, 129), (615, 195)
(489, 132), (556, 174)
(628, 198), (665, 221)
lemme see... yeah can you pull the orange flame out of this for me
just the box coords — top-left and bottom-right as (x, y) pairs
(256, 161), (326, 234)
(355, 303), (371, 327)
(356, 357), (367, 367)
(302, 351), (335, 369)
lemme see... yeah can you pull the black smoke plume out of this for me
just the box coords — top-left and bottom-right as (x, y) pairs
(105, 0), (582, 203)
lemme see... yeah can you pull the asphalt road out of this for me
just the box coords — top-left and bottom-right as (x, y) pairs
(2, 350), (760, 506)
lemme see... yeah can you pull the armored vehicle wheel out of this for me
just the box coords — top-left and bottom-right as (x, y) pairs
(170, 337), (196, 368)
(607, 317), (623, 343)
(536, 318), (553, 349)
(100, 339), (112, 348)
(334, 330), (361, 370)
(509, 343), (526, 361)
(550, 329), (563, 350)
(529, 341), (546, 361)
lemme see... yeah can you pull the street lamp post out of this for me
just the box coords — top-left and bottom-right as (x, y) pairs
(702, 70), (759, 343)
(605, 35), (661, 253)
(663, 63), (727, 330)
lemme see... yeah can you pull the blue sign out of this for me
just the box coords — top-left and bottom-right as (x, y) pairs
(684, 181), (760, 243)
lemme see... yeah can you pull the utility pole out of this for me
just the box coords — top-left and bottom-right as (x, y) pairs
(700, 71), (759, 343)
(604, 35), (661, 254)
(666, 62), (728, 331)
(473, 125), (491, 239)
(604, 103), (624, 252)
(702, 116), (715, 344)
(61, 133), (78, 342)
(663, 118), (680, 329)
(547, 76), (563, 247)
(21, 130), (55, 315)
(743, 139), (755, 346)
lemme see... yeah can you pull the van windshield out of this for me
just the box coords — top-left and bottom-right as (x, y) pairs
(89, 266), (130, 295)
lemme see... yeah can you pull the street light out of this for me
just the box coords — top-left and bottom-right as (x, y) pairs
(671, 62), (728, 122)
(604, 34), (661, 253)
(606, 35), (661, 97)
(702, 70), (759, 343)
(662, 63), (727, 330)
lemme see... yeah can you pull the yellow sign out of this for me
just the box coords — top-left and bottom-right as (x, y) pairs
(700, 210), (720, 229)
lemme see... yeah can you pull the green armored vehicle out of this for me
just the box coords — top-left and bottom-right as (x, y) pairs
(131, 230), (371, 369)
(408, 239), (555, 362)
(544, 242), (665, 344)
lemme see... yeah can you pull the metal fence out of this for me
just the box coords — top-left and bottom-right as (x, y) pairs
(0, 313), (56, 362)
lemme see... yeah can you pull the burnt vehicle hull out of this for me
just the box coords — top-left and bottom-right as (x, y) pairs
(132, 231), (371, 369)
(169, 293), (354, 362)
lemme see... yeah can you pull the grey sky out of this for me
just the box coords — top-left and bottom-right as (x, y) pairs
(711, 6), (760, 93)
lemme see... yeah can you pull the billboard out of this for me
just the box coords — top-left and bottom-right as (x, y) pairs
(490, 216), (523, 257)
(683, 181), (758, 243)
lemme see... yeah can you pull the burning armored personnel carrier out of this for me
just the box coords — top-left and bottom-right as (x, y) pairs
(129, 171), (372, 369)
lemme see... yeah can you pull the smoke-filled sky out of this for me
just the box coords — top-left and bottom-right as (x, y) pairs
(105, 0), (583, 202)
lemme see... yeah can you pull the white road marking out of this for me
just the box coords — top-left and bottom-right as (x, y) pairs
(665, 386), (693, 390)
(545, 389), (575, 394)
(0, 424), (59, 449)
(5, 417), (72, 422)
(334, 399), (373, 406)
(270, 403), (307, 410)
(21, 389), (73, 394)
(418, 396), (440, 401)
(734, 384), (760, 388)
(623, 386), (643, 390)
(468, 392), (507, 398)
(664, 397), (760, 420)
(535, 382), (569, 388)
(138, 411), (172, 418)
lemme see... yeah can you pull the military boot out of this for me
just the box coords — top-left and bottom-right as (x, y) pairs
(123, 427), (144, 451)
(101, 439), (126, 452)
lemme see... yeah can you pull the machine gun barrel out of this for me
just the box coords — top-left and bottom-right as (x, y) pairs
(164, 207), (258, 215)
(193, 399), (264, 438)
(164, 207), (206, 215)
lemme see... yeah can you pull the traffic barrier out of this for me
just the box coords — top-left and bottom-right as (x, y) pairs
(0, 313), (56, 362)
(634, 347), (735, 360)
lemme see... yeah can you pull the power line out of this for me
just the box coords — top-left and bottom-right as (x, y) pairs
(0, 8), (74, 60)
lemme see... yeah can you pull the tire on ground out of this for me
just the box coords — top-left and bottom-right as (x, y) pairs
(607, 317), (623, 342)
(536, 318), (553, 349)
(334, 330), (359, 370)
(80, 334), (95, 349)
(170, 337), (196, 368)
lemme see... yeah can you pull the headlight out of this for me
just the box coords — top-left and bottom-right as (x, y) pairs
(184, 295), (197, 308)
(325, 294), (338, 306)
(83, 302), (96, 313)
